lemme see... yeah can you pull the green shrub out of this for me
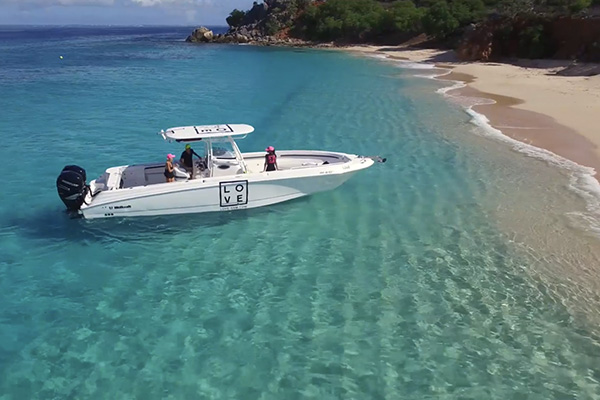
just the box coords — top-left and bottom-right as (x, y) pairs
(388, 1), (425, 32)
(297, 0), (389, 41)
(569, 0), (592, 12)
(265, 17), (282, 36)
(422, 1), (459, 37)
(517, 23), (553, 58)
(545, 0), (593, 13)
(226, 9), (246, 28)
(450, 0), (485, 24)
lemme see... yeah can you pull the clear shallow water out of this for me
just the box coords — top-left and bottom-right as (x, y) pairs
(1, 27), (600, 399)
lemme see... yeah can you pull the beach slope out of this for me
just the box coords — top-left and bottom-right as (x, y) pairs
(345, 45), (600, 175)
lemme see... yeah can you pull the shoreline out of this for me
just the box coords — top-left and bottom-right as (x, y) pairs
(341, 45), (600, 180)
(439, 73), (600, 175)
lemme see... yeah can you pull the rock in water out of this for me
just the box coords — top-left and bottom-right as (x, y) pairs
(185, 26), (214, 43)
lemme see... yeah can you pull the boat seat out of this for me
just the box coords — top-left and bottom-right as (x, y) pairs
(106, 170), (122, 190)
(173, 164), (190, 180)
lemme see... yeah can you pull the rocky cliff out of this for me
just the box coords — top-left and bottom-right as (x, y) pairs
(186, 0), (600, 65)
(186, 0), (312, 46)
(457, 16), (600, 63)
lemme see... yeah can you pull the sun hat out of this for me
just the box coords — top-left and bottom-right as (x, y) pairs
(185, 144), (191, 149)
(167, 153), (175, 159)
(265, 146), (275, 152)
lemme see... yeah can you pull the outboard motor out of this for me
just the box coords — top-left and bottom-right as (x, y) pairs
(56, 165), (88, 211)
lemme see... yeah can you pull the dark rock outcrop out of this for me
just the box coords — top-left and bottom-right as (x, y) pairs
(186, 1), (314, 47)
(457, 16), (600, 62)
(551, 17), (600, 62)
(456, 23), (495, 61)
(242, 1), (269, 26)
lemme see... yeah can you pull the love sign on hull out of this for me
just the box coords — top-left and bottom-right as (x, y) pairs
(220, 180), (248, 207)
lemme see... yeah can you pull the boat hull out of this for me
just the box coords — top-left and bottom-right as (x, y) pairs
(80, 165), (367, 219)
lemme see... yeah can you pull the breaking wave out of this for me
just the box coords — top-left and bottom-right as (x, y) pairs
(375, 54), (600, 237)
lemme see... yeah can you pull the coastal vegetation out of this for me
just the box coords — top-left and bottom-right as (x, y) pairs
(187, 0), (600, 61)
(227, 0), (597, 41)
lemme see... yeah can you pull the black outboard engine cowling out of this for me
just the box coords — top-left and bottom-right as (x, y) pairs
(56, 165), (88, 211)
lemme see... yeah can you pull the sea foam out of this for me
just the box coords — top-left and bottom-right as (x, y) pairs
(376, 55), (600, 236)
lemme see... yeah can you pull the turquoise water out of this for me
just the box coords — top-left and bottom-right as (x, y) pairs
(2, 26), (600, 399)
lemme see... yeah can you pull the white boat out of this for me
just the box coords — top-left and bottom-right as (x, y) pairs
(56, 124), (385, 219)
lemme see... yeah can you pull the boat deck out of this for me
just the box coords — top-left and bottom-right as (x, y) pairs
(95, 151), (351, 191)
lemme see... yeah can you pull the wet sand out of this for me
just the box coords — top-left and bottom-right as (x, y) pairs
(439, 72), (600, 175)
(342, 45), (600, 178)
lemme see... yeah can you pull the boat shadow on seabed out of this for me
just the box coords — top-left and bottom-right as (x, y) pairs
(8, 197), (312, 244)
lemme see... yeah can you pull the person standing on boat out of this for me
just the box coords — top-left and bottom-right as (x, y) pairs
(263, 146), (278, 172)
(180, 144), (202, 178)
(164, 154), (175, 183)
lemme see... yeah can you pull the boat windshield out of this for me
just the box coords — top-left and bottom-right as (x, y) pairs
(211, 141), (237, 159)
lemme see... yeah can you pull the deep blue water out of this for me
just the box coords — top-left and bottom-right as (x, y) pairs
(1, 26), (600, 399)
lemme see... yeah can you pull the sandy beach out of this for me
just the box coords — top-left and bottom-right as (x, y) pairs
(343, 45), (600, 176)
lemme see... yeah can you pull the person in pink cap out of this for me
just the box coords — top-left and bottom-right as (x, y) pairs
(164, 154), (175, 182)
(263, 146), (278, 172)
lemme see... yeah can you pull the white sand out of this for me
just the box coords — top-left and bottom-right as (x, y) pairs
(343, 45), (600, 159)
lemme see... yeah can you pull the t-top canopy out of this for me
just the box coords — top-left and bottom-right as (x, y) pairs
(161, 124), (255, 142)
